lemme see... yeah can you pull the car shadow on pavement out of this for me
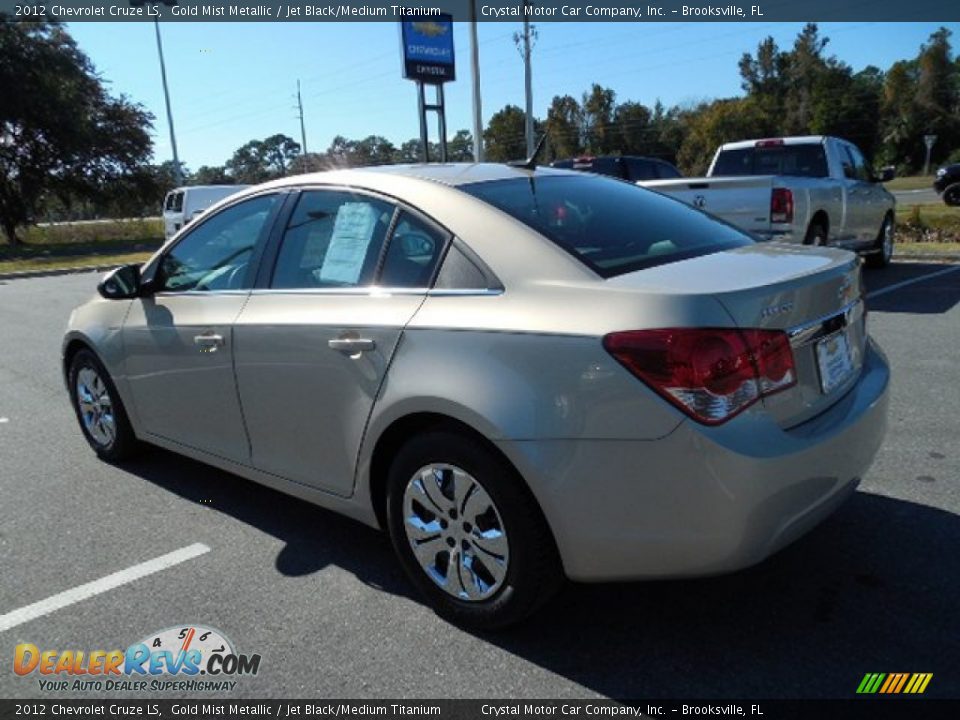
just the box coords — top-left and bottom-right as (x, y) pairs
(865, 262), (960, 314)
(122, 449), (958, 699)
(120, 447), (415, 600)
(482, 490), (960, 699)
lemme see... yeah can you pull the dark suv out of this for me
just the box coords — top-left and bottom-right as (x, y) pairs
(933, 163), (960, 206)
(551, 155), (682, 182)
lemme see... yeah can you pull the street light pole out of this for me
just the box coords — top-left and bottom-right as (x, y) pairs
(152, 18), (183, 187)
(469, 1), (484, 162)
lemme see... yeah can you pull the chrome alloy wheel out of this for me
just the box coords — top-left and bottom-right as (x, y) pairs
(76, 367), (116, 448)
(402, 464), (510, 601)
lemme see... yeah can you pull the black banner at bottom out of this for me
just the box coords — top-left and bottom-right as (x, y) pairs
(1, 699), (958, 720)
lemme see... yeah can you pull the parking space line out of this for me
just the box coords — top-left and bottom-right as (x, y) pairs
(867, 265), (960, 299)
(0, 543), (210, 633)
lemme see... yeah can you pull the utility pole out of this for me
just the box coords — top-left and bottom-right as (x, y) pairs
(296, 79), (308, 157)
(522, 6), (534, 157)
(469, 1), (484, 162)
(153, 17), (182, 186)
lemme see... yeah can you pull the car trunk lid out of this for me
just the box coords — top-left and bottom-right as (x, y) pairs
(605, 243), (866, 427)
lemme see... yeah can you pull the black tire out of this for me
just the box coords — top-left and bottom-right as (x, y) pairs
(68, 348), (139, 462)
(804, 221), (827, 246)
(386, 430), (562, 630)
(865, 214), (895, 269)
(943, 183), (960, 207)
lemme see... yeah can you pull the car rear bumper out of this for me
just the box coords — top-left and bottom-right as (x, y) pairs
(498, 338), (890, 582)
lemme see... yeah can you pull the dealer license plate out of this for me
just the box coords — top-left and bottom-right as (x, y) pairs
(816, 330), (855, 394)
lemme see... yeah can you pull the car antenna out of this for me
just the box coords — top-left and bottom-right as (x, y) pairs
(508, 134), (548, 170)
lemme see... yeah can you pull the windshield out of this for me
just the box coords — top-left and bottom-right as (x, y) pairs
(711, 144), (829, 178)
(459, 174), (753, 278)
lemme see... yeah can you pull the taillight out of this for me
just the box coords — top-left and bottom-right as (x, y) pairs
(603, 328), (797, 425)
(771, 188), (793, 224)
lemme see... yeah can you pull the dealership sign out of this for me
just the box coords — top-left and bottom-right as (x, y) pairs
(401, 17), (455, 84)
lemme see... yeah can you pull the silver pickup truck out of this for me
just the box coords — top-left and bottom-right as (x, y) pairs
(641, 136), (897, 267)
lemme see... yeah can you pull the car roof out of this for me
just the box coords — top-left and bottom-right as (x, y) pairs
(256, 163), (573, 191)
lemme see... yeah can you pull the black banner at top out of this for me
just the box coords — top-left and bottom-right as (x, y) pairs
(0, 0), (957, 23)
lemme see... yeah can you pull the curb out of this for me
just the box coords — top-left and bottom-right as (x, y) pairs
(0, 263), (122, 282)
(893, 253), (960, 263)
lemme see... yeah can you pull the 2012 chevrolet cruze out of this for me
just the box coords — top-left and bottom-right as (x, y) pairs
(64, 164), (890, 628)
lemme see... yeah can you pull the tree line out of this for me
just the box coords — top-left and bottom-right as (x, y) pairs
(2, 20), (958, 244)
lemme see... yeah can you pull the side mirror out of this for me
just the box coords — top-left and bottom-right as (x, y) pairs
(97, 263), (142, 300)
(876, 166), (895, 183)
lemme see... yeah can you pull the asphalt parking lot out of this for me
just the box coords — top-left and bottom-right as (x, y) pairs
(1, 260), (958, 700)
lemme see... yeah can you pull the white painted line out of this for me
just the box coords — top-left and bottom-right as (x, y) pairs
(0, 543), (210, 633)
(0, 417), (8, 423)
(867, 264), (960, 300)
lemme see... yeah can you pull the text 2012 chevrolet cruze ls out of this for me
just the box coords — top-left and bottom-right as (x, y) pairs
(64, 164), (890, 628)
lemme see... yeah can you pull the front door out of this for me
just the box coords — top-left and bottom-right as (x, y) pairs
(123, 193), (282, 461)
(233, 189), (448, 496)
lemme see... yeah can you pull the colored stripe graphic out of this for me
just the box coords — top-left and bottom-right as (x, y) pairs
(858, 672), (933, 694)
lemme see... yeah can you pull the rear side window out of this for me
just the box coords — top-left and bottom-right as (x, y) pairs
(378, 212), (446, 288)
(461, 175), (752, 278)
(655, 161), (682, 179)
(271, 190), (394, 289)
(625, 158), (657, 181)
(712, 144), (828, 178)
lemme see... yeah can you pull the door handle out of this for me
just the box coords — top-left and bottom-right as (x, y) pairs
(328, 337), (376, 353)
(194, 333), (225, 352)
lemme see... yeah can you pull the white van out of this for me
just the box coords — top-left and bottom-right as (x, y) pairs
(162, 185), (249, 241)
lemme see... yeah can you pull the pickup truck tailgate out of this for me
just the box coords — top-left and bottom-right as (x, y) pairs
(641, 176), (775, 237)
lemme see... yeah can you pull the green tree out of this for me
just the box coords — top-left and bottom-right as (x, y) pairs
(544, 95), (583, 160)
(613, 101), (653, 155)
(190, 165), (232, 185)
(447, 130), (474, 161)
(581, 84), (617, 154)
(677, 98), (770, 175)
(483, 105), (528, 162)
(0, 21), (153, 244)
(225, 134), (301, 183)
(351, 135), (397, 166)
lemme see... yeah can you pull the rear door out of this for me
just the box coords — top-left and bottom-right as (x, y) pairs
(123, 193), (283, 460)
(233, 188), (448, 496)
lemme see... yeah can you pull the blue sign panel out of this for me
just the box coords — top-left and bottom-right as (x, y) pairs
(401, 16), (455, 84)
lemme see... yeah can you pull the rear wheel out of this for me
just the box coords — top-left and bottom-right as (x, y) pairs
(386, 430), (562, 629)
(865, 215), (894, 269)
(944, 183), (960, 207)
(69, 349), (139, 462)
(804, 221), (827, 246)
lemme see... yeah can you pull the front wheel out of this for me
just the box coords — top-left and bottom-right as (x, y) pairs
(943, 183), (960, 207)
(865, 215), (894, 269)
(69, 349), (139, 461)
(386, 431), (562, 629)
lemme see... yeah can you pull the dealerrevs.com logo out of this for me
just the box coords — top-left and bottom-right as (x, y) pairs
(13, 625), (261, 693)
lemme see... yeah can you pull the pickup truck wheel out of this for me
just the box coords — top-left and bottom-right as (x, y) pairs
(944, 183), (960, 207)
(804, 222), (827, 246)
(865, 216), (894, 269)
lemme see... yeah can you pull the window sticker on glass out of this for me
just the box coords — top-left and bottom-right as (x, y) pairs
(319, 202), (378, 284)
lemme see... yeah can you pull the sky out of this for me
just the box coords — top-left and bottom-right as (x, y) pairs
(65, 21), (960, 170)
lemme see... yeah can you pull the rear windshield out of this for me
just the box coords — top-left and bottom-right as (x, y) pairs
(460, 175), (752, 278)
(712, 144), (829, 178)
